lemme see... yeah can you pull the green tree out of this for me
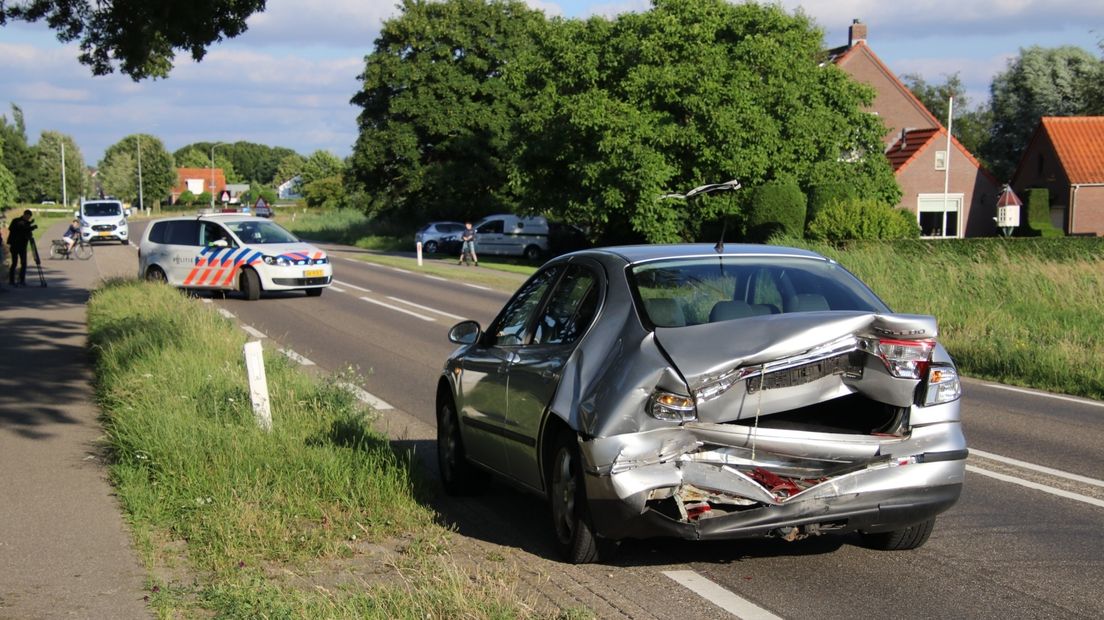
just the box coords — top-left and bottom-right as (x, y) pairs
(32, 131), (85, 204)
(273, 152), (305, 185)
(745, 178), (806, 241)
(301, 175), (345, 209)
(349, 0), (546, 224)
(984, 45), (1103, 179)
(0, 0), (267, 80)
(177, 189), (196, 206)
(901, 72), (993, 165)
(0, 104), (38, 202)
(300, 150), (344, 186)
(514, 0), (896, 243)
(174, 147), (240, 183)
(0, 140), (16, 209)
(196, 191), (212, 208)
(99, 134), (175, 205)
(176, 142), (297, 184)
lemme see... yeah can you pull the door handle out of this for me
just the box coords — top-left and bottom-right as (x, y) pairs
(540, 370), (558, 382)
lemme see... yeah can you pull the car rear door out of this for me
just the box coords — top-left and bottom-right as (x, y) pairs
(159, 220), (202, 285)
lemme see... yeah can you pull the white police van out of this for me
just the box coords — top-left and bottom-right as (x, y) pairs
(474, 214), (550, 260)
(137, 214), (332, 300)
(78, 199), (129, 244)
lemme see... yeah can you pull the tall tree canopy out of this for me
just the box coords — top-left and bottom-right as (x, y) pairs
(349, 0), (547, 224)
(99, 134), (174, 205)
(0, 0), (268, 80)
(174, 147), (241, 183)
(514, 0), (896, 242)
(32, 130), (85, 204)
(984, 45), (1103, 179)
(0, 104), (37, 202)
(175, 141), (299, 184)
(902, 72), (992, 166)
(0, 140), (16, 209)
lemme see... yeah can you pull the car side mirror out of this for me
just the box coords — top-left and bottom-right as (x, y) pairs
(73, 210), (80, 218)
(125, 208), (132, 217)
(448, 320), (482, 345)
(209, 239), (230, 248)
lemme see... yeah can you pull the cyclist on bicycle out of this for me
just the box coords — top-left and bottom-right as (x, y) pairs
(458, 221), (478, 266)
(62, 219), (82, 255)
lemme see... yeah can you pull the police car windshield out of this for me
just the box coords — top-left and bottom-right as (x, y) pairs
(225, 220), (300, 244)
(83, 202), (122, 217)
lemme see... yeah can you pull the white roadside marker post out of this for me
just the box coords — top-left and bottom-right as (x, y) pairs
(416, 241), (423, 266)
(243, 340), (273, 431)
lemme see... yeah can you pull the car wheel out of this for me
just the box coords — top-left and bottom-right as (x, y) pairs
(120, 239), (128, 246)
(524, 245), (542, 261)
(305, 288), (323, 297)
(548, 430), (610, 564)
(239, 267), (261, 301)
(436, 396), (486, 495)
(862, 517), (937, 551)
(146, 266), (167, 283)
(424, 240), (438, 254)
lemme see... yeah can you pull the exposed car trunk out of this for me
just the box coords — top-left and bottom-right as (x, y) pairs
(592, 311), (947, 529)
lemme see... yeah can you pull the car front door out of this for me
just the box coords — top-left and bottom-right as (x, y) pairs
(476, 219), (505, 255)
(503, 263), (602, 490)
(457, 267), (561, 474)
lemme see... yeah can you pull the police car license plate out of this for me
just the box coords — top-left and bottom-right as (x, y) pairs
(98, 231), (111, 237)
(304, 269), (324, 278)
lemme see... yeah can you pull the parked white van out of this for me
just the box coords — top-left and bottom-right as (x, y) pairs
(78, 199), (129, 244)
(474, 214), (550, 260)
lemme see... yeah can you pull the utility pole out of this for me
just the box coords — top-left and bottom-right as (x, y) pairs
(209, 142), (223, 211)
(61, 141), (68, 208)
(136, 135), (145, 215)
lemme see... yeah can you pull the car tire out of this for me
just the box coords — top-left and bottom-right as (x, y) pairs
(240, 267), (261, 301)
(436, 396), (486, 495)
(424, 240), (438, 254)
(862, 517), (937, 551)
(305, 288), (323, 297)
(120, 239), (128, 245)
(524, 245), (542, 261)
(146, 266), (167, 283)
(548, 429), (612, 564)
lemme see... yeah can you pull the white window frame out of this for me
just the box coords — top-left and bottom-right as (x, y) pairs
(934, 150), (947, 171)
(917, 193), (963, 239)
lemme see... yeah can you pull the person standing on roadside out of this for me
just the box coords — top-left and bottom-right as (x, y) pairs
(7, 209), (35, 286)
(458, 221), (478, 266)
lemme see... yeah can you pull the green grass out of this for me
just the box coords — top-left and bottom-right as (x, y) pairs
(786, 238), (1104, 400)
(88, 279), (543, 618)
(279, 208), (406, 251)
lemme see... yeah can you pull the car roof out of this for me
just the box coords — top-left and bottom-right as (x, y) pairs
(146, 214), (272, 223)
(566, 243), (829, 265)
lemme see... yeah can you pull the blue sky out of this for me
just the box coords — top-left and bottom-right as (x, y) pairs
(1, 0), (1100, 168)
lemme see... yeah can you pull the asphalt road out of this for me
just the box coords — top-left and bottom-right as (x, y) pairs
(116, 225), (1104, 619)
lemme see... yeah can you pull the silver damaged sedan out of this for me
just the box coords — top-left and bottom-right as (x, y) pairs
(437, 244), (966, 563)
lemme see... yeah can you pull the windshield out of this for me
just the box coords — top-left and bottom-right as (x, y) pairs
(224, 220), (300, 244)
(83, 202), (122, 217)
(630, 256), (889, 327)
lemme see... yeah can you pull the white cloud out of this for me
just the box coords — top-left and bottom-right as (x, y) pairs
(12, 82), (91, 102)
(242, 0), (396, 48)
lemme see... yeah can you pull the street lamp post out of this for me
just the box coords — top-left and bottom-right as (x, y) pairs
(136, 135), (145, 215)
(210, 142), (223, 211)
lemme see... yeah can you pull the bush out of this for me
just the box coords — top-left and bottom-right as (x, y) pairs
(196, 191), (212, 207)
(177, 190), (195, 206)
(806, 180), (857, 225)
(1021, 187), (1063, 237)
(806, 198), (920, 242)
(746, 178), (806, 241)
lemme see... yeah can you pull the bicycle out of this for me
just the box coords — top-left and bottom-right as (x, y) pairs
(49, 237), (93, 260)
(458, 240), (478, 267)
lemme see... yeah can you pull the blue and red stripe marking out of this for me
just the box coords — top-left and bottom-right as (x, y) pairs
(184, 246), (263, 287)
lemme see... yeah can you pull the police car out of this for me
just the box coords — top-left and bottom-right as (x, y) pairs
(137, 214), (332, 300)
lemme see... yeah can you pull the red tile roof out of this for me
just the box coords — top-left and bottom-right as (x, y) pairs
(885, 128), (940, 172)
(1040, 117), (1104, 184)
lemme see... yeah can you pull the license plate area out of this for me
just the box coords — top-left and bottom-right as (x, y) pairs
(304, 268), (324, 278)
(98, 231), (112, 237)
(746, 352), (863, 393)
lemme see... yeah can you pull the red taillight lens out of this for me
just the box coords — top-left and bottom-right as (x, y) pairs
(862, 338), (935, 379)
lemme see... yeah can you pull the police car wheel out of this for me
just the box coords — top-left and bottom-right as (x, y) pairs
(240, 268), (261, 301)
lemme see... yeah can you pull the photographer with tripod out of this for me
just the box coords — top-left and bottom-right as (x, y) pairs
(7, 209), (37, 287)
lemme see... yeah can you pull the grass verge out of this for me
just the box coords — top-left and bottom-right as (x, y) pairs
(88, 279), (545, 618)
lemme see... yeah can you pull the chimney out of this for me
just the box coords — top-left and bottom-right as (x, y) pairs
(849, 19), (867, 47)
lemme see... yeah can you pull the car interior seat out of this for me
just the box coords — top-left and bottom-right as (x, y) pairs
(644, 298), (686, 327)
(783, 293), (831, 313)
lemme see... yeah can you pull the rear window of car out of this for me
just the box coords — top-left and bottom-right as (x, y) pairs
(630, 256), (889, 327)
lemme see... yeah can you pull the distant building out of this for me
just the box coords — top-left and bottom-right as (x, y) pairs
(1011, 116), (1104, 236)
(225, 183), (250, 205)
(828, 20), (1001, 238)
(277, 175), (302, 200)
(172, 167), (226, 204)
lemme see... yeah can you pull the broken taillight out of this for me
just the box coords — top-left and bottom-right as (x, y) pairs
(860, 338), (935, 379)
(647, 390), (697, 422)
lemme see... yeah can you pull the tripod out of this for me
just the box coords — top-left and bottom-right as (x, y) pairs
(27, 236), (47, 287)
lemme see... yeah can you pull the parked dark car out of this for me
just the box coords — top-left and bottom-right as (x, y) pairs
(253, 202), (274, 218)
(437, 244), (965, 563)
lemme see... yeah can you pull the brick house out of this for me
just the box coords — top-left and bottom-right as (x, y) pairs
(171, 167), (226, 204)
(1011, 117), (1104, 236)
(828, 21), (1001, 237)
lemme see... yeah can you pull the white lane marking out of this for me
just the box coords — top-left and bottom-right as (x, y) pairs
(386, 295), (464, 320)
(983, 383), (1104, 409)
(966, 465), (1104, 509)
(279, 348), (315, 366)
(663, 571), (782, 619)
(330, 286), (346, 293)
(462, 282), (491, 291)
(423, 275), (447, 282)
(390, 267), (412, 274)
(217, 308), (236, 320)
(337, 382), (393, 410)
(970, 449), (1104, 488)
(359, 296), (436, 322)
(333, 279), (371, 293)
(241, 324), (267, 339)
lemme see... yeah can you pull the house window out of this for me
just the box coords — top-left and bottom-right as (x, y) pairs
(917, 194), (963, 238)
(934, 150), (947, 171)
